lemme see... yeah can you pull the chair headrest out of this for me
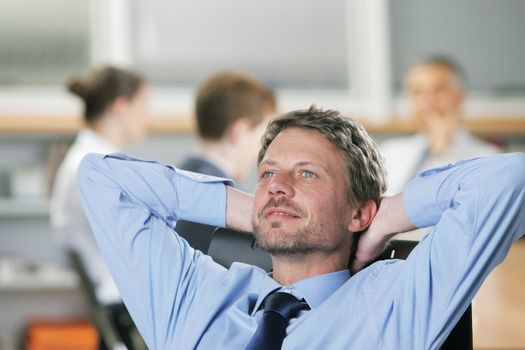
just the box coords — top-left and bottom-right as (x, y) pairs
(208, 228), (272, 272)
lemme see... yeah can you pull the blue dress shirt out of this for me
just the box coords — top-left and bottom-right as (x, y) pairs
(77, 152), (525, 350)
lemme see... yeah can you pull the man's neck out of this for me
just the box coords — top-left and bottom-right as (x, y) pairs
(271, 252), (350, 286)
(198, 140), (239, 180)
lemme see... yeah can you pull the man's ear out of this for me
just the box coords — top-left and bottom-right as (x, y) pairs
(347, 199), (377, 232)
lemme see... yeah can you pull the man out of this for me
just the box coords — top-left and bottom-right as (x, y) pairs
(78, 107), (524, 349)
(176, 71), (276, 253)
(382, 56), (502, 195)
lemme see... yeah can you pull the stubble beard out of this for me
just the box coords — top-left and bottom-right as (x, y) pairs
(252, 218), (340, 256)
(252, 197), (347, 256)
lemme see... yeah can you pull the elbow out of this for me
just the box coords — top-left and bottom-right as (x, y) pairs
(488, 153), (525, 198)
(77, 153), (106, 191)
(498, 152), (525, 240)
(501, 153), (525, 189)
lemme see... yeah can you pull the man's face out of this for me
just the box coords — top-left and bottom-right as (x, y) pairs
(406, 64), (464, 119)
(252, 127), (354, 256)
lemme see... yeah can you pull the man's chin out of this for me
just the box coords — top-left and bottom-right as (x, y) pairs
(257, 241), (320, 256)
(255, 228), (290, 251)
(254, 233), (318, 256)
(254, 223), (308, 253)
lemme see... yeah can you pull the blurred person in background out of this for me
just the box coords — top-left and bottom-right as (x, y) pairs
(176, 72), (276, 253)
(382, 56), (503, 195)
(50, 66), (150, 349)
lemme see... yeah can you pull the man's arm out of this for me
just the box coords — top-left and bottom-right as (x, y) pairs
(361, 153), (525, 348)
(77, 153), (235, 348)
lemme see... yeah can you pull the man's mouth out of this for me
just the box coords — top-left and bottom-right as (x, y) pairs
(263, 207), (300, 219)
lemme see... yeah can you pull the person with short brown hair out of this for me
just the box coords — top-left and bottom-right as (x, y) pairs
(176, 71), (276, 253)
(195, 72), (276, 143)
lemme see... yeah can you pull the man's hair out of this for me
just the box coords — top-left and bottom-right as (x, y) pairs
(67, 66), (145, 123)
(258, 106), (387, 208)
(410, 55), (468, 90)
(195, 72), (276, 140)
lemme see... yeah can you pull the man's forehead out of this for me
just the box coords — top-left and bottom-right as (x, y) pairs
(264, 127), (326, 151)
(408, 64), (457, 84)
(259, 127), (343, 167)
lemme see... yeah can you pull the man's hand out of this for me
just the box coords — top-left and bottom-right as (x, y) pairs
(351, 194), (416, 272)
(351, 215), (390, 273)
(421, 112), (460, 155)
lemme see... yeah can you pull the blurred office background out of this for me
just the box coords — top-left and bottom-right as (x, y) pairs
(0, 0), (524, 349)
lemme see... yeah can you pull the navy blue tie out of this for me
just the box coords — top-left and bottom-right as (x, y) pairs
(245, 292), (310, 350)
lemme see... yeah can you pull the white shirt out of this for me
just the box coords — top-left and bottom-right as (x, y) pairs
(381, 129), (502, 196)
(50, 128), (121, 304)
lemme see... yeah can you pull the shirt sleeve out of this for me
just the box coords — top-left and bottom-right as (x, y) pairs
(77, 152), (234, 348)
(369, 153), (525, 349)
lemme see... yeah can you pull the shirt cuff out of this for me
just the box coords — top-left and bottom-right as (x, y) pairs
(403, 160), (460, 228)
(403, 176), (442, 228)
(403, 157), (481, 228)
(175, 169), (234, 228)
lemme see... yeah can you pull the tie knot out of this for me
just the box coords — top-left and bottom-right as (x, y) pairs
(262, 292), (308, 321)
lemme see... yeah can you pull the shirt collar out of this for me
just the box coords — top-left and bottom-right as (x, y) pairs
(193, 152), (234, 179)
(292, 269), (350, 309)
(186, 154), (230, 178)
(250, 275), (281, 316)
(250, 269), (351, 316)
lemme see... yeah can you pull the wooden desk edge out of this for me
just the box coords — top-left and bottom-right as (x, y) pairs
(0, 114), (524, 137)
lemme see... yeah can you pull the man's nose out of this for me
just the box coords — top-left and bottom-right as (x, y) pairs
(267, 172), (295, 197)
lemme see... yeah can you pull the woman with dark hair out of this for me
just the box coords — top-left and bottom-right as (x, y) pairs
(50, 66), (149, 348)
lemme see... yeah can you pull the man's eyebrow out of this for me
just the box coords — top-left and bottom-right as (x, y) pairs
(295, 161), (317, 167)
(259, 160), (329, 173)
(295, 161), (330, 174)
(259, 159), (277, 167)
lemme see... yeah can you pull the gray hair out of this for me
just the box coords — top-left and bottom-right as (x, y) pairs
(257, 106), (387, 208)
(410, 55), (467, 90)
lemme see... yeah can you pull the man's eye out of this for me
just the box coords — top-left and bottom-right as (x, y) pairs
(261, 171), (275, 178)
(302, 170), (316, 178)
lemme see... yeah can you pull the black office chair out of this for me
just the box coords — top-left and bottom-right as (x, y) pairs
(375, 240), (473, 350)
(208, 228), (473, 350)
(176, 220), (217, 254)
(69, 251), (148, 350)
(68, 250), (126, 350)
(208, 229), (272, 271)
